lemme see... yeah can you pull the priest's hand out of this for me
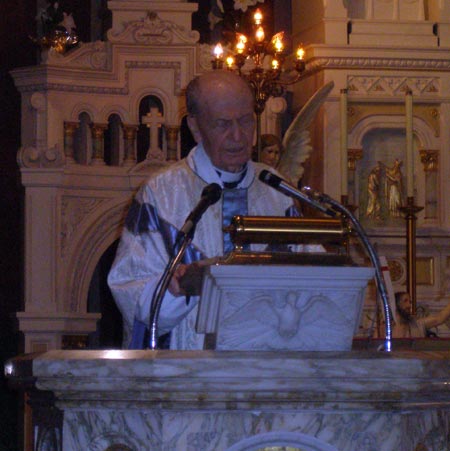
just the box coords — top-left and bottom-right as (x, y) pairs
(168, 258), (221, 297)
(168, 263), (189, 296)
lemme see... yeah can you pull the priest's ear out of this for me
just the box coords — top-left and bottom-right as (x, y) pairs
(187, 115), (202, 144)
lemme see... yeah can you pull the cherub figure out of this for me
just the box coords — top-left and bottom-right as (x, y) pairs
(257, 134), (283, 168)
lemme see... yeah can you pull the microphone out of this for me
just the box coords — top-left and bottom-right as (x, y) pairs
(259, 170), (336, 217)
(179, 183), (222, 237)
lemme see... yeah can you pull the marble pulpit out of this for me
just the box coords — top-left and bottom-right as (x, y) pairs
(5, 349), (450, 451)
(196, 264), (375, 351)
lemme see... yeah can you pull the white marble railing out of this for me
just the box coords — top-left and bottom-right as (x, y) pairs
(5, 349), (450, 451)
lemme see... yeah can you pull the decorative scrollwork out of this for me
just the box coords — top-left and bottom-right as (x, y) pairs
(108, 11), (199, 45)
(17, 145), (64, 168)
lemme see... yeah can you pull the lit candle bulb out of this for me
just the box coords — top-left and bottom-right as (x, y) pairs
(272, 59), (279, 70)
(255, 26), (265, 43)
(296, 47), (305, 60)
(271, 32), (284, 53)
(226, 56), (234, 69)
(213, 43), (223, 60)
(254, 9), (263, 25)
(236, 34), (247, 54)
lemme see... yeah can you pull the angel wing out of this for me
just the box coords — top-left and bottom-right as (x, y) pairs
(277, 81), (335, 185)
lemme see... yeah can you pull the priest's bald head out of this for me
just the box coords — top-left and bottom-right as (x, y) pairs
(186, 71), (256, 173)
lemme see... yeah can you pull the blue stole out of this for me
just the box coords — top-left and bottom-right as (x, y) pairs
(222, 188), (248, 253)
(126, 200), (204, 349)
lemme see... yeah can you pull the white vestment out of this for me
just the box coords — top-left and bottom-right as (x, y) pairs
(108, 144), (314, 350)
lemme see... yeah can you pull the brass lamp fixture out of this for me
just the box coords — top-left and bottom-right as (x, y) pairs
(211, 8), (306, 160)
(31, 30), (79, 54)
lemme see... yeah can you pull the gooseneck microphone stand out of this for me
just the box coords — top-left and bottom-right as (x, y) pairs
(148, 232), (192, 350)
(302, 186), (392, 352)
(148, 182), (222, 350)
(259, 170), (392, 352)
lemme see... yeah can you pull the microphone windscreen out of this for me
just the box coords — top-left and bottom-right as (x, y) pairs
(259, 170), (282, 188)
(202, 183), (222, 205)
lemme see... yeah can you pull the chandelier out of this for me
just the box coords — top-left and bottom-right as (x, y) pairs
(211, 8), (306, 159)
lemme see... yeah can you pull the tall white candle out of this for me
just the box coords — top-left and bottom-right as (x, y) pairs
(405, 90), (414, 197)
(340, 88), (348, 196)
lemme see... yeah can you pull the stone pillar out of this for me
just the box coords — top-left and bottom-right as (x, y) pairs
(64, 121), (79, 164)
(90, 123), (107, 165)
(122, 124), (138, 167)
(165, 125), (180, 161)
(30, 92), (47, 152)
(419, 149), (439, 219)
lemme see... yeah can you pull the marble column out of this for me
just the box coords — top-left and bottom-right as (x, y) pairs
(419, 149), (439, 219)
(64, 121), (79, 165)
(347, 148), (363, 207)
(122, 124), (138, 167)
(90, 123), (107, 165)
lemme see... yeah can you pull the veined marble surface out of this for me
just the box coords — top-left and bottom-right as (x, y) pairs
(6, 350), (450, 451)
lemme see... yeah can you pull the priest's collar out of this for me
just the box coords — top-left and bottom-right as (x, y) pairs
(187, 143), (255, 189)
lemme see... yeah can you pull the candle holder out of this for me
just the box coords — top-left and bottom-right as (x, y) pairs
(399, 196), (423, 315)
(340, 195), (358, 215)
(211, 9), (306, 161)
(340, 195), (359, 255)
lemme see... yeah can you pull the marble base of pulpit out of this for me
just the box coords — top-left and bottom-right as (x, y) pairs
(6, 350), (450, 451)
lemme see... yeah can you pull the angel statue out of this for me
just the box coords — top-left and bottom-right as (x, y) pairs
(275, 81), (335, 188)
(257, 134), (283, 168)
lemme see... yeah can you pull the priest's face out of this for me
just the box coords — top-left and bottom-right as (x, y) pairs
(188, 73), (255, 173)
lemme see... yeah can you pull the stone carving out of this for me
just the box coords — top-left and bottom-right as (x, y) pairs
(18, 60), (182, 98)
(61, 196), (106, 257)
(107, 11), (200, 45)
(308, 56), (450, 77)
(68, 205), (125, 312)
(17, 146), (41, 168)
(82, 427), (142, 451)
(348, 75), (439, 96)
(126, 60), (182, 95)
(387, 258), (405, 284)
(17, 145), (64, 168)
(199, 43), (217, 71)
(43, 40), (109, 70)
(20, 82), (127, 95)
(219, 290), (355, 351)
(419, 149), (438, 172)
(105, 445), (133, 451)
